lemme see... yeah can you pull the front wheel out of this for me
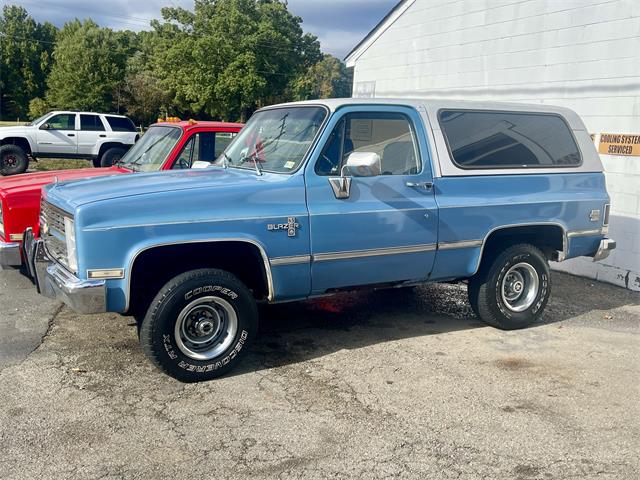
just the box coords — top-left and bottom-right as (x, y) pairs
(0, 144), (29, 175)
(139, 269), (258, 382)
(468, 244), (550, 330)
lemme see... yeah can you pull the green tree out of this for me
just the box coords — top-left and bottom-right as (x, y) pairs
(0, 5), (56, 119)
(291, 54), (352, 100)
(28, 97), (50, 118)
(46, 20), (135, 112)
(120, 51), (171, 126)
(150, 0), (322, 121)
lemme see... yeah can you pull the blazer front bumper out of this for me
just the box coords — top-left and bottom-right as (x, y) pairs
(23, 228), (106, 314)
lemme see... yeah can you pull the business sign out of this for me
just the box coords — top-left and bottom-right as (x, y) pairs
(598, 133), (640, 156)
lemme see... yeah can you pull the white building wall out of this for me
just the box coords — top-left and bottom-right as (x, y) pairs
(350, 0), (640, 291)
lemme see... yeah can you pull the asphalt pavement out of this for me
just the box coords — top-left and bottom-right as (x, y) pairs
(0, 269), (638, 479)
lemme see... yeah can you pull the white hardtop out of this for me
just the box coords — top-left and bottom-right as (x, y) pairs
(266, 98), (587, 131)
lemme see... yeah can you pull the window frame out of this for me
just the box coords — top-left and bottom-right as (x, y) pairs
(437, 108), (583, 171)
(314, 110), (422, 177)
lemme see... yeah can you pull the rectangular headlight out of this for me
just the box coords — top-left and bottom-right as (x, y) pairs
(64, 216), (78, 273)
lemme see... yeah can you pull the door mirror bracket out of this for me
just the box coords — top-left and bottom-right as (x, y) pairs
(328, 151), (381, 199)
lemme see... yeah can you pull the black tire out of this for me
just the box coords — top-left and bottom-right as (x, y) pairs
(99, 147), (126, 167)
(468, 244), (550, 330)
(0, 144), (29, 175)
(139, 268), (258, 382)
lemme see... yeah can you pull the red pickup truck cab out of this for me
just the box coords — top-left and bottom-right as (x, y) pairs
(0, 120), (243, 267)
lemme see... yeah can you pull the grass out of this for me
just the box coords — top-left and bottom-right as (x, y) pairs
(0, 121), (26, 127)
(31, 158), (93, 172)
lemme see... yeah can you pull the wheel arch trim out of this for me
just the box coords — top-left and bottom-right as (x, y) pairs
(124, 237), (274, 312)
(472, 221), (569, 276)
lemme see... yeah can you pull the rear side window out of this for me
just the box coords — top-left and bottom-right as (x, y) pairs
(80, 114), (105, 131)
(438, 110), (581, 169)
(106, 116), (136, 132)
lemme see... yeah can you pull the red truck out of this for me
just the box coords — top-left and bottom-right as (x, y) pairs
(0, 120), (243, 267)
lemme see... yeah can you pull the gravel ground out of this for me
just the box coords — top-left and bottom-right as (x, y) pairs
(0, 270), (638, 480)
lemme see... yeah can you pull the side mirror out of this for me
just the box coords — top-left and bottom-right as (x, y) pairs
(40, 123), (51, 130)
(343, 151), (381, 177)
(328, 151), (381, 199)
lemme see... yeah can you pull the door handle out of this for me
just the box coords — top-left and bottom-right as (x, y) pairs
(406, 181), (433, 190)
(67, 133), (75, 137)
(99, 134), (106, 138)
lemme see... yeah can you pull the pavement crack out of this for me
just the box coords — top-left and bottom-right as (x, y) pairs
(24, 302), (64, 361)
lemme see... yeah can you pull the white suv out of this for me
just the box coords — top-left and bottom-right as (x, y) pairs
(0, 111), (139, 175)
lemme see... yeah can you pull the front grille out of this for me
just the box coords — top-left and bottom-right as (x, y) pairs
(40, 200), (71, 269)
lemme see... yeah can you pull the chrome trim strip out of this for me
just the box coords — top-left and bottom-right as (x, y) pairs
(313, 244), (436, 262)
(567, 228), (603, 238)
(125, 238), (274, 311)
(270, 255), (312, 266)
(438, 239), (483, 250)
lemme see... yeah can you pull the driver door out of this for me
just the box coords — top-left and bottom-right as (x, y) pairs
(305, 106), (438, 294)
(36, 113), (78, 155)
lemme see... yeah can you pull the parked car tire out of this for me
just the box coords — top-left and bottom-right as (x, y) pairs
(99, 146), (126, 167)
(139, 268), (258, 382)
(468, 243), (550, 330)
(0, 144), (29, 176)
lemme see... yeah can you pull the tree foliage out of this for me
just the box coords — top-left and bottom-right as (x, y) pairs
(46, 20), (136, 112)
(291, 54), (352, 101)
(150, 0), (323, 121)
(1, 1), (353, 123)
(0, 5), (56, 119)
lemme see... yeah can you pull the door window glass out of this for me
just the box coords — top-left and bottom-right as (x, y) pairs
(215, 132), (237, 158)
(105, 116), (136, 132)
(316, 112), (420, 176)
(80, 114), (105, 131)
(46, 114), (75, 130)
(172, 132), (217, 169)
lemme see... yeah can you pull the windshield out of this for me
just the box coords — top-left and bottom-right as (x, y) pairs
(29, 113), (50, 126)
(118, 126), (182, 172)
(218, 106), (327, 174)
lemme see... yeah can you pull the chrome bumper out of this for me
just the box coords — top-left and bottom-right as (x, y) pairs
(0, 240), (21, 267)
(23, 228), (106, 314)
(593, 238), (616, 262)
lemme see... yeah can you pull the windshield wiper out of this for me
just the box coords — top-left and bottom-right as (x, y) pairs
(239, 153), (263, 176)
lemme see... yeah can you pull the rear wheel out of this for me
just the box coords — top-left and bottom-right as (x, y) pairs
(99, 147), (126, 167)
(0, 144), (28, 175)
(139, 268), (258, 382)
(468, 244), (550, 330)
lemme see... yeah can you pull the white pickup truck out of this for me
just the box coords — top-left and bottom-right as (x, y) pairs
(0, 111), (139, 175)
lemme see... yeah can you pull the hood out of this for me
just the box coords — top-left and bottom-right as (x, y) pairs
(45, 167), (283, 210)
(0, 167), (129, 197)
(0, 125), (32, 137)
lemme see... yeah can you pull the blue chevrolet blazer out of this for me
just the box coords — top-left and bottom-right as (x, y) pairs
(25, 98), (615, 381)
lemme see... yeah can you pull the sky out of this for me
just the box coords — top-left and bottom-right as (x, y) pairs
(6, 0), (398, 59)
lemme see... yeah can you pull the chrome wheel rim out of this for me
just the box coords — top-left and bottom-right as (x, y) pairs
(501, 262), (539, 312)
(174, 296), (238, 361)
